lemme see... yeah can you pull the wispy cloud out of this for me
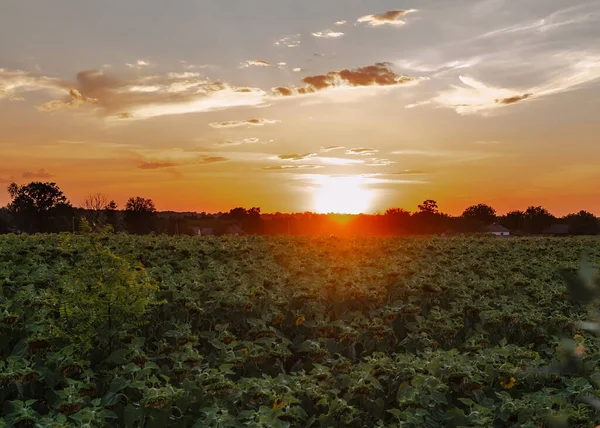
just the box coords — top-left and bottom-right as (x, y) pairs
(346, 147), (378, 155)
(388, 169), (430, 175)
(262, 165), (322, 171)
(275, 35), (300, 48)
(138, 161), (178, 170)
(335, 20), (347, 26)
(126, 60), (152, 69)
(0, 68), (63, 100)
(272, 62), (416, 97)
(23, 168), (54, 179)
(241, 60), (271, 68)
(209, 118), (280, 128)
(278, 153), (318, 161)
(365, 158), (394, 166)
(357, 9), (417, 27)
(215, 137), (273, 147)
(429, 53), (600, 115)
(312, 30), (344, 39)
(320, 145), (345, 152)
(31, 68), (268, 119)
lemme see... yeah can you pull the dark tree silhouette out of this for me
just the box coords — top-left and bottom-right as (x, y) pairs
(7, 181), (72, 233)
(384, 208), (411, 234)
(82, 193), (116, 229)
(0, 207), (12, 234)
(523, 205), (554, 234)
(502, 210), (525, 233)
(418, 199), (439, 214)
(462, 204), (497, 231)
(124, 197), (156, 234)
(565, 210), (600, 235)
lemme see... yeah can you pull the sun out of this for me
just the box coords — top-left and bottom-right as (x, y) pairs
(313, 176), (374, 214)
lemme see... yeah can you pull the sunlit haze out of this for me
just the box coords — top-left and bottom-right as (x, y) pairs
(1, 1), (600, 215)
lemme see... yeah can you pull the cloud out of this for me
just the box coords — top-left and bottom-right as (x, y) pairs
(39, 88), (98, 111)
(312, 30), (344, 39)
(430, 52), (600, 114)
(22, 168), (54, 179)
(293, 68), (303, 73)
(278, 153), (317, 161)
(0, 175), (16, 184)
(388, 169), (430, 175)
(241, 60), (272, 68)
(357, 9), (417, 27)
(262, 165), (322, 171)
(346, 147), (378, 155)
(275, 35), (301, 48)
(139, 161), (178, 170)
(365, 158), (395, 166)
(496, 93), (534, 104)
(34, 68), (268, 119)
(272, 62), (415, 96)
(335, 20), (347, 25)
(320, 145), (344, 152)
(215, 137), (273, 147)
(0, 68), (64, 100)
(209, 118), (280, 128)
(126, 60), (152, 69)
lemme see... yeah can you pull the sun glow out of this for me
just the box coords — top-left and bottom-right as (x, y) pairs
(313, 176), (375, 214)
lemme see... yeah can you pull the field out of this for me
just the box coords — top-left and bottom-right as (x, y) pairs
(1, 233), (600, 427)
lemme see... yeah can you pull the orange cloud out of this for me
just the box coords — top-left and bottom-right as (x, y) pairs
(272, 62), (415, 96)
(278, 153), (317, 161)
(209, 118), (280, 128)
(262, 165), (322, 170)
(33, 69), (267, 119)
(357, 9), (417, 27)
(138, 161), (178, 170)
(241, 60), (272, 68)
(346, 148), (378, 155)
(496, 93), (534, 104)
(23, 168), (54, 179)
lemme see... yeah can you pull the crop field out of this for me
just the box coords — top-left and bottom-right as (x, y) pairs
(1, 234), (600, 427)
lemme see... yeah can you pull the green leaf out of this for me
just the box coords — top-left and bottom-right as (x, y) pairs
(110, 376), (130, 393)
(101, 391), (122, 407)
(107, 348), (130, 365)
(124, 404), (141, 427)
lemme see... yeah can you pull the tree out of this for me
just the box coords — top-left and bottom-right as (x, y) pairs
(418, 199), (439, 214)
(83, 193), (116, 229)
(384, 208), (411, 235)
(7, 181), (72, 233)
(462, 204), (497, 231)
(124, 197), (156, 234)
(0, 207), (12, 234)
(523, 205), (554, 234)
(565, 210), (600, 235)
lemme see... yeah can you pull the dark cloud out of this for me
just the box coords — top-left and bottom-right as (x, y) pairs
(495, 93), (534, 104)
(272, 63), (415, 96)
(202, 156), (229, 163)
(22, 168), (54, 179)
(346, 147), (378, 155)
(357, 9), (417, 27)
(278, 153), (317, 161)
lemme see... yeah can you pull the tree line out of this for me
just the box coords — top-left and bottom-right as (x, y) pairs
(1, 182), (599, 236)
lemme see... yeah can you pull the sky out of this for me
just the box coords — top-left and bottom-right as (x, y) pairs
(1, 0), (600, 215)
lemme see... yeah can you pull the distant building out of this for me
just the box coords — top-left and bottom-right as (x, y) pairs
(191, 227), (215, 236)
(227, 224), (244, 236)
(484, 223), (511, 237)
(542, 224), (570, 236)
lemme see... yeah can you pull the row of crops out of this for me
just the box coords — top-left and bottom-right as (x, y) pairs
(1, 233), (600, 427)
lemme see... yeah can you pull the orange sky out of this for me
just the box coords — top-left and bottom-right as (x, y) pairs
(1, 1), (600, 216)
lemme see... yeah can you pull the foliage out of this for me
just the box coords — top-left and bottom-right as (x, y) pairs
(1, 235), (600, 426)
(462, 204), (497, 229)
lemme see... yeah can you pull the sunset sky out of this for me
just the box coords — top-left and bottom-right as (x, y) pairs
(1, 0), (600, 215)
